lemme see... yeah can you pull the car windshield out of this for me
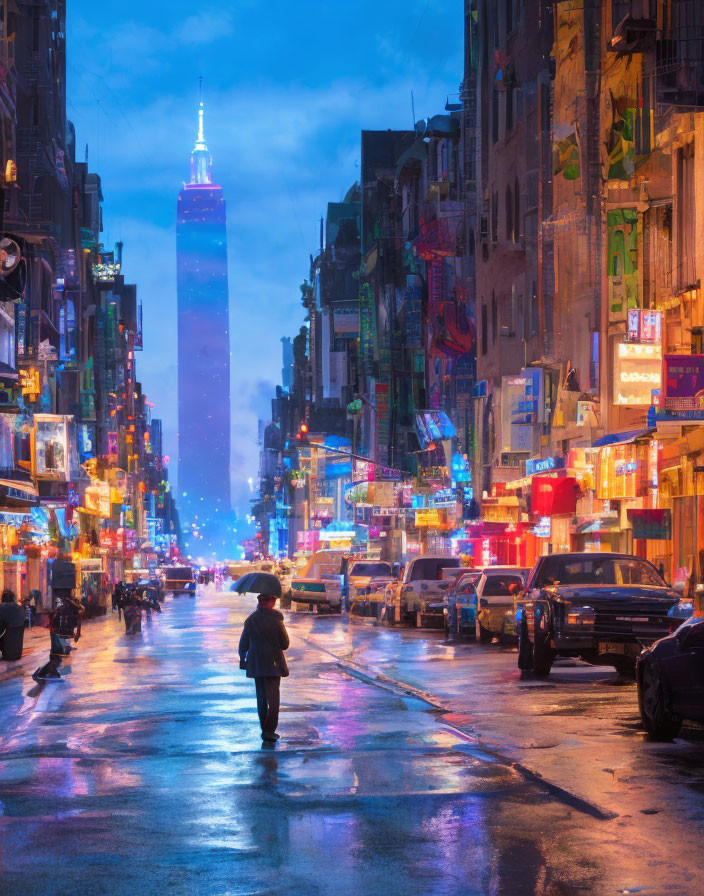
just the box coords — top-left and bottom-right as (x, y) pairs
(350, 562), (392, 577)
(533, 556), (665, 588)
(481, 574), (524, 596)
(165, 567), (193, 581)
(408, 558), (459, 581)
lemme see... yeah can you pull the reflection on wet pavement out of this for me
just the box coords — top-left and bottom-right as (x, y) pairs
(0, 591), (700, 895)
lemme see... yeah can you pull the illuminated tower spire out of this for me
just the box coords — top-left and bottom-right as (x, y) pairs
(190, 80), (212, 185)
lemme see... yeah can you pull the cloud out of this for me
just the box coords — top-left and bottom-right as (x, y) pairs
(173, 11), (235, 45)
(68, 0), (463, 515)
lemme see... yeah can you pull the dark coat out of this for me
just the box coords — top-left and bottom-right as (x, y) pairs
(0, 602), (26, 662)
(239, 607), (290, 678)
(0, 602), (26, 630)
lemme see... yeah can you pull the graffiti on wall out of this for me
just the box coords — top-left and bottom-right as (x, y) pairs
(601, 49), (641, 184)
(607, 209), (639, 318)
(552, 2), (584, 186)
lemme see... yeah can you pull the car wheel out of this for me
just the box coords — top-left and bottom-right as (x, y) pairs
(517, 616), (533, 671)
(532, 628), (554, 677)
(639, 660), (682, 740)
(613, 657), (636, 676)
(498, 619), (513, 646)
(477, 621), (492, 643)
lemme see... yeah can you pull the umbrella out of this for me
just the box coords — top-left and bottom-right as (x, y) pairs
(231, 572), (282, 597)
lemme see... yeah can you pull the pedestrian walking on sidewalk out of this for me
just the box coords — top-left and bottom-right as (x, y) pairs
(238, 594), (290, 743)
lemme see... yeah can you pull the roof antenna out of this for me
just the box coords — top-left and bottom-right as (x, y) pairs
(199, 74), (203, 103)
(411, 90), (416, 129)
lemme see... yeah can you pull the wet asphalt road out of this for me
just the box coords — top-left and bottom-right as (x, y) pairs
(0, 590), (702, 896)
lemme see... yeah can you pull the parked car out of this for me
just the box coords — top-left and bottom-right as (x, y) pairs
(290, 550), (345, 614)
(347, 560), (394, 618)
(637, 615), (704, 739)
(384, 555), (460, 626)
(474, 567), (529, 643)
(347, 560), (394, 601)
(446, 571), (482, 639)
(163, 566), (196, 596)
(517, 553), (679, 676)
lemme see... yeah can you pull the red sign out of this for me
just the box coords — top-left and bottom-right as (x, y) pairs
(532, 477), (580, 517)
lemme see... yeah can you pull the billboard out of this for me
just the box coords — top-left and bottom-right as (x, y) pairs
(627, 509), (672, 541)
(662, 355), (704, 418)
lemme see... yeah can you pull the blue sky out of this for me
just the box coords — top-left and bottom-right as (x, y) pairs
(67, 0), (463, 515)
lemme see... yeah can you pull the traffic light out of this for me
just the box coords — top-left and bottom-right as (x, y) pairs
(295, 422), (310, 446)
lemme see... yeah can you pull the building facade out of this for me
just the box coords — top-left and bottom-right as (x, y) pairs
(0, 1), (179, 603)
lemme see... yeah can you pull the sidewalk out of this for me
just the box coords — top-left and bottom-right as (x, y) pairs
(0, 609), (118, 680)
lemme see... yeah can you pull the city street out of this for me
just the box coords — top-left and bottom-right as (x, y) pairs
(1, 589), (702, 896)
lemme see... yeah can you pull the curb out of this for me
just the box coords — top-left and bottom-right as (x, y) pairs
(299, 633), (618, 821)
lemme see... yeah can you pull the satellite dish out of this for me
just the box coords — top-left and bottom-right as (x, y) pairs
(0, 236), (21, 276)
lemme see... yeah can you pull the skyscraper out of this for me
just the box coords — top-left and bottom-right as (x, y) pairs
(177, 101), (231, 536)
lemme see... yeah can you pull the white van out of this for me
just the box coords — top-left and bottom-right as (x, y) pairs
(290, 549), (345, 614)
(384, 555), (460, 626)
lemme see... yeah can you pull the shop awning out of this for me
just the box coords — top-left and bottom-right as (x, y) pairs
(0, 478), (38, 497)
(532, 476), (581, 517)
(591, 428), (653, 449)
(574, 515), (621, 534)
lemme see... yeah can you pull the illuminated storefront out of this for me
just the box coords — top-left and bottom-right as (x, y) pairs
(613, 341), (661, 407)
(32, 415), (75, 481)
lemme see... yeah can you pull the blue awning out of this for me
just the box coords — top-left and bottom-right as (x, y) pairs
(591, 429), (653, 449)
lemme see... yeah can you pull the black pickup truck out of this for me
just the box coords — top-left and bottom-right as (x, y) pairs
(517, 553), (679, 676)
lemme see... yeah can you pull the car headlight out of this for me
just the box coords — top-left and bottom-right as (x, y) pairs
(566, 606), (596, 626)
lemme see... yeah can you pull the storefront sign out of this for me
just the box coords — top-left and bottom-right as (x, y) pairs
(415, 509), (441, 528)
(84, 481), (111, 517)
(375, 465), (402, 482)
(614, 341), (662, 406)
(296, 530), (320, 552)
(662, 355), (704, 418)
(534, 516), (551, 538)
(353, 459), (374, 482)
(627, 309), (662, 345)
(627, 509), (672, 541)
(526, 456), (565, 476)
(33, 415), (71, 480)
(430, 488), (456, 508)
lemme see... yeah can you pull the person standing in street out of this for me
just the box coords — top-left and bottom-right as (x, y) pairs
(239, 593), (290, 742)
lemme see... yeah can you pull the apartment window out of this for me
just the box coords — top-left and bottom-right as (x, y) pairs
(519, 293), (526, 341)
(643, 204), (672, 306)
(491, 292), (498, 346)
(506, 0), (514, 34)
(491, 191), (498, 243)
(505, 186), (513, 241)
(506, 285), (516, 337)
(492, 89), (499, 144)
(505, 81), (514, 132)
(514, 177), (520, 241)
(481, 303), (488, 355)
(612, 1), (630, 33)
(676, 144), (695, 290)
